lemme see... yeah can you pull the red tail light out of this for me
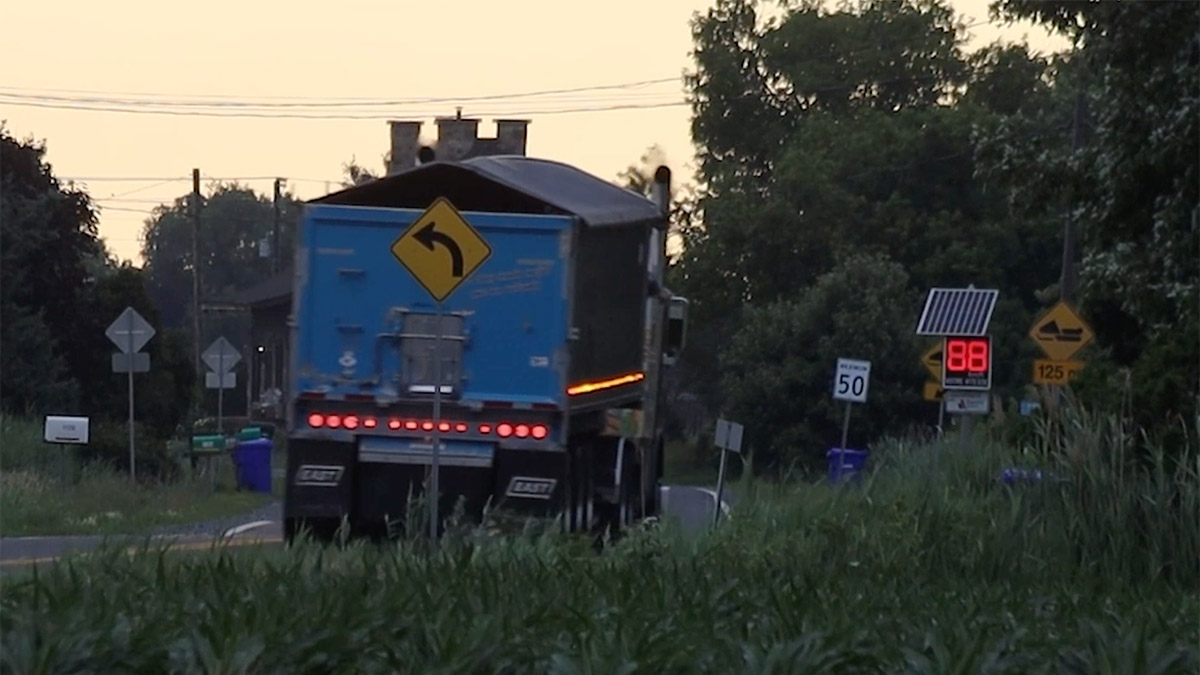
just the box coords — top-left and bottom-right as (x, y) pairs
(496, 423), (514, 438)
(405, 420), (418, 431)
(307, 413), (325, 428)
(421, 421), (434, 431)
(363, 417), (377, 429)
(531, 425), (548, 440)
(343, 415), (359, 430)
(388, 418), (402, 430)
(326, 415), (342, 429)
(438, 421), (452, 433)
(514, 424), (530, 439)
(478, 424), (493, 434)
(455, 423), (468, 433)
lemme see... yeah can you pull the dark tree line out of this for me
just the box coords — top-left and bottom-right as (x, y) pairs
(662, 0), (1197, 471)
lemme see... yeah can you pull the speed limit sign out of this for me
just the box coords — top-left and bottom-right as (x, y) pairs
(833, 358), (871, 403)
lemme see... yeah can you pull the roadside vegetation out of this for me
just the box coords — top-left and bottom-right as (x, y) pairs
(0, 416), (272, 536)
(4, 406), (1195, 672)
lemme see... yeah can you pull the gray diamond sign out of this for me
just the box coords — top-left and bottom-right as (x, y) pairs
(202, 337), (241, 373)
(106, 307), (155, 354)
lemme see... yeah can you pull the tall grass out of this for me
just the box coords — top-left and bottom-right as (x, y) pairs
(2, 409), (1196, 672)
(0, 416), (272, 536)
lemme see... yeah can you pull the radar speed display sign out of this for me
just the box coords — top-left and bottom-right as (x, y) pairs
(941, 336), (992, 390)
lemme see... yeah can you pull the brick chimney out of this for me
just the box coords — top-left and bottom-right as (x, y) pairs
(387, 121), (422, 174)
(494, 119), (530, 155)
(434, 114), (481, 161)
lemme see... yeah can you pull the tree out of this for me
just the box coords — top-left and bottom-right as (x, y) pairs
(140, 182), (302, 330)
(990, 0), (1199, 432)
(1, 126), (103, 413)
(342, 158), (379, 188)
(721, 253), (925, 471)
(675, 0), (1066, 451)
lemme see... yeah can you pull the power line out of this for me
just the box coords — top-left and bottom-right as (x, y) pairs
(97, 205), (156, 214)
(0, 77), (682, 108)
(106, 177), (188, 197)
(0, 97), (687, 120)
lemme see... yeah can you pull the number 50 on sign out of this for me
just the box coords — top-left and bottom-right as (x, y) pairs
(834, 358), (871, 403)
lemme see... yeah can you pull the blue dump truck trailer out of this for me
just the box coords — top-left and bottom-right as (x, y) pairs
(283, 156), (687, 541)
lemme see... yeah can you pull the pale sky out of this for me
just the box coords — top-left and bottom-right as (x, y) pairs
(1, 0), (1067, 265)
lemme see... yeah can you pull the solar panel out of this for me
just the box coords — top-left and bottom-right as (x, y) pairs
(915, 287), (998, 336)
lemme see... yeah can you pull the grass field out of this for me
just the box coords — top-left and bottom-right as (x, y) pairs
(0, 416), (274, 536)
(2, 408), (1196, 672)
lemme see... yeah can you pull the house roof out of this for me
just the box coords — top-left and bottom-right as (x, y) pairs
(314, 155), (664, 229)
(224, 267), (294, 308)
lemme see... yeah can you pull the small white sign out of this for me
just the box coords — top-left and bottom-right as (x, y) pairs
(714, 418), (744, 453)
(715, 419), (729, 448)
(833, 358), (871, 403)
(206, 372), (237, 389)
(944, 389), (990, 415)
(105, 307), (155, 354)
(44, 416), (89, 444)
(726, 423), (743, 453)
(202, 337), (242, 373)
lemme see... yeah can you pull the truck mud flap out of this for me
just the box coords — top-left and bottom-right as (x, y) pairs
(355, 437), (495, 529)
(285, 439), (356, 521)
(494, 448), (569, 520)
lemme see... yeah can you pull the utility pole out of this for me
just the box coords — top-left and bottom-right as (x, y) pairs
(192, 168), (202, 375)
(1061, 92), (1089, 304)
(272, 178), (282, 274)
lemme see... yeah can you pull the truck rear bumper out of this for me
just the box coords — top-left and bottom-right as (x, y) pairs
(284, 436), (570, 535)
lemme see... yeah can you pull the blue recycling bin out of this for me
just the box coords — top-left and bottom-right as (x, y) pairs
(233, 437), (273, 493)
(827, 448), (869, 484)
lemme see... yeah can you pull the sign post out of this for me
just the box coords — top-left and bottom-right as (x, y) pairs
(44, 416), (89, 485)
(432, 301), (443, 539)
(203, 337), (241, 439)
(390, 197), (492, 541)
(833, 358), (871, 450)
(713, 418), (743, 526)
(106, 307), (155, 481)
(203, 337), (241, 487)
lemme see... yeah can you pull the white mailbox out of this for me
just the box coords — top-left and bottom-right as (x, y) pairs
(44, 416), (90, 444)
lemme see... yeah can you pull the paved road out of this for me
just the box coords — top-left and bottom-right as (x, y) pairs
(0, 485), (730, 572)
